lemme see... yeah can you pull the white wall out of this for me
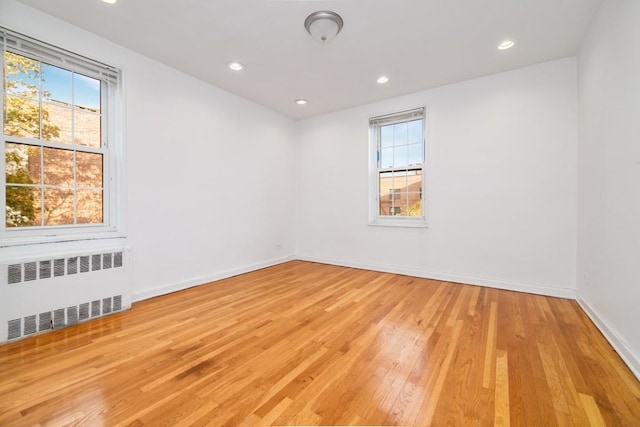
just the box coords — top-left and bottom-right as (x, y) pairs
(577, 0), (640, 377)
(0, 0), (297, 300)
(296, 58), (578, 297)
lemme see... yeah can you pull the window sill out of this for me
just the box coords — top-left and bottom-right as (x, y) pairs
(368, 218), (428, 228)
(0, 229), (126, 249)
(0, 235), (128, 265)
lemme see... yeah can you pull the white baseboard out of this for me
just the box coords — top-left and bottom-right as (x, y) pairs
(576, 296), (640, 380)
(296, 255), (576, 299)
(132, 254), (295, 302)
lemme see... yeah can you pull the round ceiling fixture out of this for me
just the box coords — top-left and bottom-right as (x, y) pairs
(101, 0), (117, 4)
(377, 76), (389, 84)
(498, 40), (515, 50)
(227, 62), (244, 71)
(295, 99), (308, 105)
(304, 11), (344, 44)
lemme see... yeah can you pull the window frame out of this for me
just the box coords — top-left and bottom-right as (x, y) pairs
(0, 27), (124, 247)
(368, 107), (428, 228)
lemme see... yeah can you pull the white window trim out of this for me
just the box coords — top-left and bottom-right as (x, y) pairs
(0, 27), (125, 247)
(368, 107), (428, 228)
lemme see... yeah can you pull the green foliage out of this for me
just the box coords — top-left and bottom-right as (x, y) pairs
(3, 51), (60, 227)
(5, 148), (37, 226)
(408, 200), (422, 217)
(4, 52), (59, 140)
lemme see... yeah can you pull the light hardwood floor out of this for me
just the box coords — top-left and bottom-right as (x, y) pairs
(1, 261), (639, 426)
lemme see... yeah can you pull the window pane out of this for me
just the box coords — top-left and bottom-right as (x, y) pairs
(379, 171), (393, 194)
(408, 143), (423, 166)
(74, 110), (101, 147)
(379, 190), (392, 216)
(6, 185), (41, 227)
(393, 145), (409, 167)
(386, 191), (407, 216)
(392, 170), (409, 191)
(42, 64), (72, 104)
(4, 95), (40, 138)
(393, 122), (408, 146)
(381, 125), (394, 148)
(44, 147), (74, 186)
(378, 172), (394, 215)
(6, 143), (41, 184)
(407, 170), (422, 193)
(74, 73), (101, 111)
(408, 119), (422, 144)
(4, 52), (40, 99)
(44, 188), (74, 225)
(42, 102), (72, 143)
(77, 189), (102, 224)
(407, 197), (422, 217)
(380, 147), (393, 169)
(77, 152), (103, 188)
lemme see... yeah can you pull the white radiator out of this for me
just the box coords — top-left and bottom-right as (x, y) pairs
(0, 247), (132, 343)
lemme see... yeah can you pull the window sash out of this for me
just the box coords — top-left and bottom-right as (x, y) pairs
(1, 26), (121, 244)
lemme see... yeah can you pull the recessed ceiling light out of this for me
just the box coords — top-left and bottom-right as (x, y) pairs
(295, 99), (308, 105)
(377, 76), (389, 84)
(101, 0), (117, 4)
(227, 62), (244, 71)
(498, 40), (515, 50)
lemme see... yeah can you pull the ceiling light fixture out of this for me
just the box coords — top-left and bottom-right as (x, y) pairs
(377, 76), (389, 84)
(101, 0), (117, 4)
(295, 99), (308, 105)
(498, 40), (515, 50)
(227, 62), (244, 71)
(304, 11), (344, 44)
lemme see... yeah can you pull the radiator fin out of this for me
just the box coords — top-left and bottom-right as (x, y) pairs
(39, 312), (52, 331)
(53, 309), (65, 329)
(91, 300), (101, 317)
(80, 256), (90, 273)
(67, 306), (79, 325)
(39, 260), (51, 280)
(79, 303), (90, 321)
(54, 259), (65, 277)
(24, 262), (37, 281)
(103, 297), (112, 314)
(91, 254), (101, 271)
(103, 253), (113, 269)
(114, 252), (123, 268)
(8, 264), (21, 284)
(8, 319), (21, 340)
(24, 315), (37, 335)
(67, 257), (78, 275)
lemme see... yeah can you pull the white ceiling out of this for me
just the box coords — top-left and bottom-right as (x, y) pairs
(17, 0), (601, 120)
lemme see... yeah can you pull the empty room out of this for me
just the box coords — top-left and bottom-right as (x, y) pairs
(1, 0), (639, 425)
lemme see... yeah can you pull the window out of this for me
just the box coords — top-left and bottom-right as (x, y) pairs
(369, 107), (426, 227)
(1, 27), (122, 245)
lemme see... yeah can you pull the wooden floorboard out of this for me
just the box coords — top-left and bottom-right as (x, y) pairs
(0, 260), (639, 426)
